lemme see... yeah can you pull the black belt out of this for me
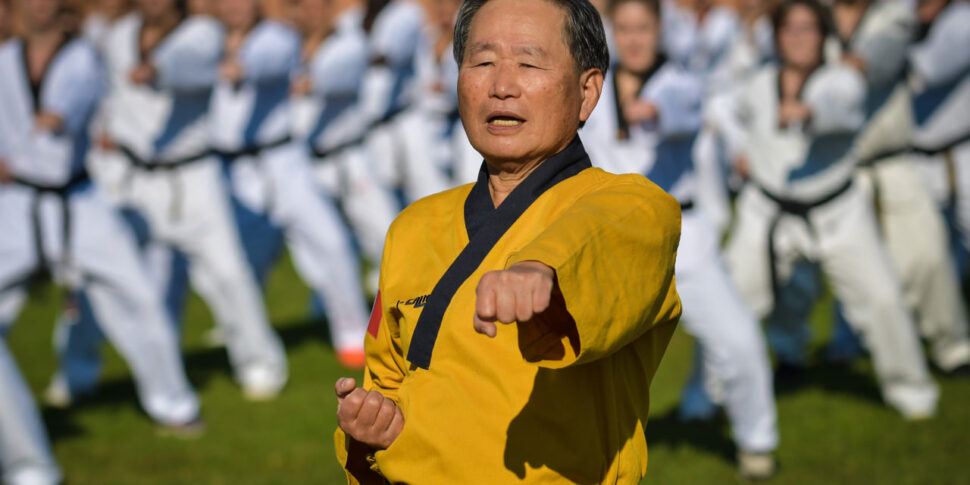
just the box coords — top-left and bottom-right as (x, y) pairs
(8, 171), (91, 289)
(117, 145), (212, 220)
(310, 106), (409, 162)
(911, 131), (970, 157)
(310, 136), (364, 161)
(760, 179), (854, 305)
(215, 135), (293, 160)
(680, 200), (694, 212)
(118, 145), (213, 171)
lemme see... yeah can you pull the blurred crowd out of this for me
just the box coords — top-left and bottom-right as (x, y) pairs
(0, 0), (967, 483)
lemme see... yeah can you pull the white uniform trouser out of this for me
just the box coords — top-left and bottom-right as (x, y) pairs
(116, 155), (287, 391)
(314, 146), (398, 268)
(0, 185), (199, 426)
(366, 109), (452, 205)
(914, 140), (970, 254)
(676, 209), (778, 453)
(725, 184), (939, 416)
(229, 143), (369, 350)
(859, 157), (970, 371)
(0, 340), (61, 485)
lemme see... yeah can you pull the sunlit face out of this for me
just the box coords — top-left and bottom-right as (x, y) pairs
(777, 4), (822, 70)
(457, 0), (602, 168)
(611, 1), (660, 74)
(26, 0), (59, 29)
(218, 0), (258, 30)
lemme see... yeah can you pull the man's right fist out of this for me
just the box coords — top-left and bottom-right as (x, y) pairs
(335, 378), (403, 450)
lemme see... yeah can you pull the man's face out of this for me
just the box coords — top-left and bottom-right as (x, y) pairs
(458, 0), (601, 168)
(612, 1), (660, 74)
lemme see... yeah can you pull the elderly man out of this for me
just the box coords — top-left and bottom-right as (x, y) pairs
(332, 0), (682, 483)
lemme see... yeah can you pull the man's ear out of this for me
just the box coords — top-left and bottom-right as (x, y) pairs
(578, 68), (605, 123)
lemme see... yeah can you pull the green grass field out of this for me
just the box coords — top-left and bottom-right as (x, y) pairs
(7, 253), (970, 484)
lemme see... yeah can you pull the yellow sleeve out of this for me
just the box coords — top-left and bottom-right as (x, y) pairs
(334, 226), (408, 484)
(506, 176), (683, 368)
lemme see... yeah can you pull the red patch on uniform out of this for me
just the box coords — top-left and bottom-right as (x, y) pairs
(367, 292), (383, 338)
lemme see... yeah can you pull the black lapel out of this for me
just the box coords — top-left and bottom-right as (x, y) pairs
(612, 54), (666, 141)
(407, 136), (593, 369)
(19, 36), (71, 114)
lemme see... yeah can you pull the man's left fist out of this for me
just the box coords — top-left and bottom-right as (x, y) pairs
(473, 261), (555, 338)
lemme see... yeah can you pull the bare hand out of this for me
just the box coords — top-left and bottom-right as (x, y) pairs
(290, 74), (312, 96)
(473, 261), (555, 338)
(842, 53), (867, 74)
(95, 132), (117, 151)
(335, 378), (403, 450)
(129, 63), (156, 85)
(734, 154), (750, 180)
(34, 111), (64, 133)
(623, 100), (659, 124)
(220, 59), (245, 84)
(778, 99), (811, 127)
(0, 159), (12, 183)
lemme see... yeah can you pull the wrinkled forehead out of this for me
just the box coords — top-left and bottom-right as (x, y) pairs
(465, 0), (571, 60)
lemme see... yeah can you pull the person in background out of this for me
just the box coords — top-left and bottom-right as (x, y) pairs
(908, 0), (970, 275)
(1, 2), (204, 482)
(291, 0), (399, 295)
(90, 0), (290, 400)
(359, 0), (452, 205)
(582, 0), (778, 479)
(722, 0), (939, 420)
(212, 0), (371, 369)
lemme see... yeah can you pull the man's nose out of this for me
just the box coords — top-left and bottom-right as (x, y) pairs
(489, 63), (521, 99)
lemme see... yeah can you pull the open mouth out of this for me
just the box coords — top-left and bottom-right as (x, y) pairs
(487, 115), (525, 127)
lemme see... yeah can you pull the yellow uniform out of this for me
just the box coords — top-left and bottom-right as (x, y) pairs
(336, 138), (682, 484)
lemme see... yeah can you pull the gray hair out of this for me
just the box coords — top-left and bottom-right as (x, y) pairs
(452, 0), (610, 75)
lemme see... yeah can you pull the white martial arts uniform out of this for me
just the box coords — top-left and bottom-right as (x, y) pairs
(0, 37), (200, 482)
(662, 1), (740, 81)
(724, 62), (939, 417)
(582, 62), (778, 452)
(94, 13), (287, 395)
(0, 341), (60, 485)
(826, 0), (970, 372)
(909, 1), (970, 253)
(214, 20), (369, 352)
(297, 7), (399, 269)
(661, 1), (744, 234)
(360, 0), (451, 204)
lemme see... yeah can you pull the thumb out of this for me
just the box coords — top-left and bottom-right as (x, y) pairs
(335, 377), (357, 402)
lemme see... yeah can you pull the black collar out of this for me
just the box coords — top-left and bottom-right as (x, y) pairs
(408, 135), (591, 369)
(463, 135), (593, 240)
(612, 54), (667, 140)
(19, 35), (72, 113)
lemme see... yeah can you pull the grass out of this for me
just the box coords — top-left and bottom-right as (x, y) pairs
(6, 253), (970, 484)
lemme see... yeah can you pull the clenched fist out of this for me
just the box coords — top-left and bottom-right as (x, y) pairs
(335, 378), (403, 450)
(473, 260), (557, 338)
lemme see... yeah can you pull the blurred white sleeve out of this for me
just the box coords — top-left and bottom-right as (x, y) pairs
(241, 22), (301, 85)
(152, 16), (224, 92)
(908, 4), (970, 89)
(804, 65), (867, 135)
